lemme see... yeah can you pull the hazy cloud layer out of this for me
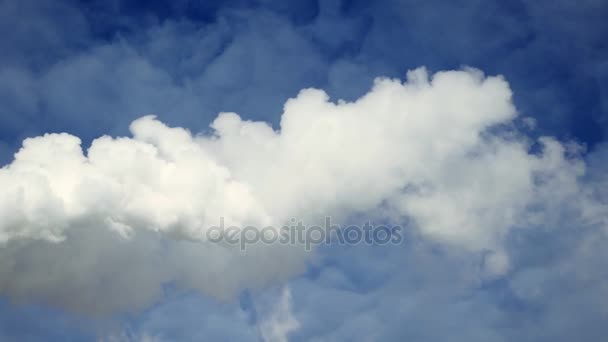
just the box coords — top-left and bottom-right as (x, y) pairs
(0, 0), (606, 164)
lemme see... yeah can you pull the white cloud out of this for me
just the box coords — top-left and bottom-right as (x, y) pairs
(0, 67), (590, 313)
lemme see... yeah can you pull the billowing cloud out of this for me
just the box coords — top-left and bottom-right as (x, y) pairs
(0, 67), (595, 315)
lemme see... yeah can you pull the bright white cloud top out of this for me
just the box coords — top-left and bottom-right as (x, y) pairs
(0, 67), (598, 314)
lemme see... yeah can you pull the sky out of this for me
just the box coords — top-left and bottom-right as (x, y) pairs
(0, 0), (607, 341)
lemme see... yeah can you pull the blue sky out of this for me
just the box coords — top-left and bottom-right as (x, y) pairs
(0, 0), (607, 341)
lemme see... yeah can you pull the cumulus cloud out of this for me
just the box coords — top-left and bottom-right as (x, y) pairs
(0, 67), (592, 314)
